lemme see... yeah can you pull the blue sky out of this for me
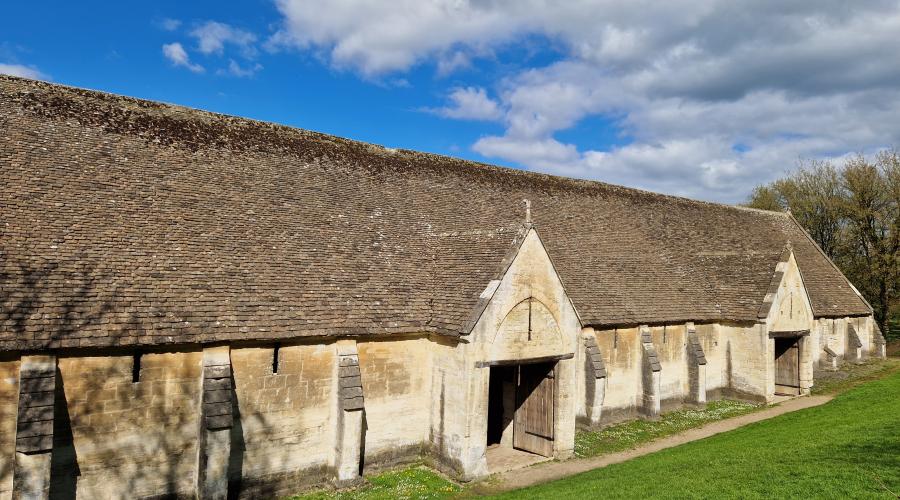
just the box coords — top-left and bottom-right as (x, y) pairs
(4, 1), (900, 203)
(0, 1), (508, 161)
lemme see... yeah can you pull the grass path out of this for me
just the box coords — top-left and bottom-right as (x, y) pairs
(489, 364), (900, 499)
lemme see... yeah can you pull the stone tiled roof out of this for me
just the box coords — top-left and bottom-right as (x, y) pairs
(0, 76), (871, 351)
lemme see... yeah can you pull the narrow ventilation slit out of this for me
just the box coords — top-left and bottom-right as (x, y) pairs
(132, 352), (143, 383)
(273, 343), (281, 374)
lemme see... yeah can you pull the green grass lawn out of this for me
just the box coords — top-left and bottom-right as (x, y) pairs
(289, 466), (461, 500)
(491, 368), (900, 499)
(574, 400), (762, 458)
(811, 358), (900, 395)
(288, 359), (900, 499)
(288, 401), (764, 500)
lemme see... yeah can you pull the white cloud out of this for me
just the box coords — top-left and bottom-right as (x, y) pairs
(269, 0), (900, 202)
(0, 63), (47, 80)
(269, 0), (527, 75)
(162, 43), (204, 73)
(427, 87), (503, 121)
(436, 51), (471, 76)
(220, 59), (263, 78)
(191, 21), (257, 58)
(159, 18), (182, 31)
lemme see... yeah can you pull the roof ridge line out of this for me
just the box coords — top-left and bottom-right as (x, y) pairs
(784, 212), (873, 313)
(3, 74), (791, 215)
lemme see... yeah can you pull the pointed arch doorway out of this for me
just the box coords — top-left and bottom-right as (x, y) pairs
(484, 297), (569, 458)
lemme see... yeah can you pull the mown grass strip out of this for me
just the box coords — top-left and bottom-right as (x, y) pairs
(288, 358), (899, 499)
(492, 368), (900, 499)
(289, 466), (460, 500)
(574, 399), (762, 458)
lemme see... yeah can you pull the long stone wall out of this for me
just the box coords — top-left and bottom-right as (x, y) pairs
(591, 327), (642, 424)
(1, 309), (883, 498)
(579, 311), (883, 428)
(230, 343), (335, 496)
(813, 316), (878, 368)
(428, 335), (468, 477)
(0, 335), (448, 499)
(650, 324), (689, 411)
(53, 351), (202, 498)
(695, 323), (726, 394)
(357, 337), (433, 470)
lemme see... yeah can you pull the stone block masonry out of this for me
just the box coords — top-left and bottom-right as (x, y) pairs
(54, 351), (203, 498)
(357, 337), (432, 471)
(873, 326), (887, 358)
(822, 346), (839, 371)
(583, 334), (607, 426)
(846, 325), (863, 363)
(334, 340), (365, 486)
(228, 342), (335, 497)
(0, 313), (881, 498)
(196, 346), (233, 500)
(13, 356), (56, 500)
(640, 326), (662, 419)
(686, 324), (708, 406)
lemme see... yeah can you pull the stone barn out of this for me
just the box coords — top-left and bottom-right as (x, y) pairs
(0, 76), (886, 499)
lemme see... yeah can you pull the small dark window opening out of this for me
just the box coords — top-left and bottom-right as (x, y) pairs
(663, 326), (667, 344)
(614, 330), (618, 349)
(273, 344), (281, 374)
(132, 352), (143, 383)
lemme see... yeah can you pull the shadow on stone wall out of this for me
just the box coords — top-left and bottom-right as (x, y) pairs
(49, 366), (77, 499)
(41, 350), (283, 499)
(1, 257), (287, 498)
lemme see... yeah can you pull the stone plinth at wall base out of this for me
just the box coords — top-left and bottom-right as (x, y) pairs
(333, 475), (365, 489)
(666, 398), (705, 411)
(231, 464), (335, 499)
(706, 387), (769, 404)
(360, 444), (431, 477)
(843, 348), (865, 365)
(420, 445), (468, 482)
(821, 358), (838, 371)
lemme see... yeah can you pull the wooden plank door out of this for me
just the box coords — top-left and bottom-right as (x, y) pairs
(774, 338), (800, 395)
(513, 362), (555, 456)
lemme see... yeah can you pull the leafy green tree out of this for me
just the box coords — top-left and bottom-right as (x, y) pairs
(747, 161), (844, 259)
(745, 153), (899, 332)
(840, 152), (899, 331)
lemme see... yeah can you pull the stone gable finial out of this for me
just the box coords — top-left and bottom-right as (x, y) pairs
(524, 199), (532, 223)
